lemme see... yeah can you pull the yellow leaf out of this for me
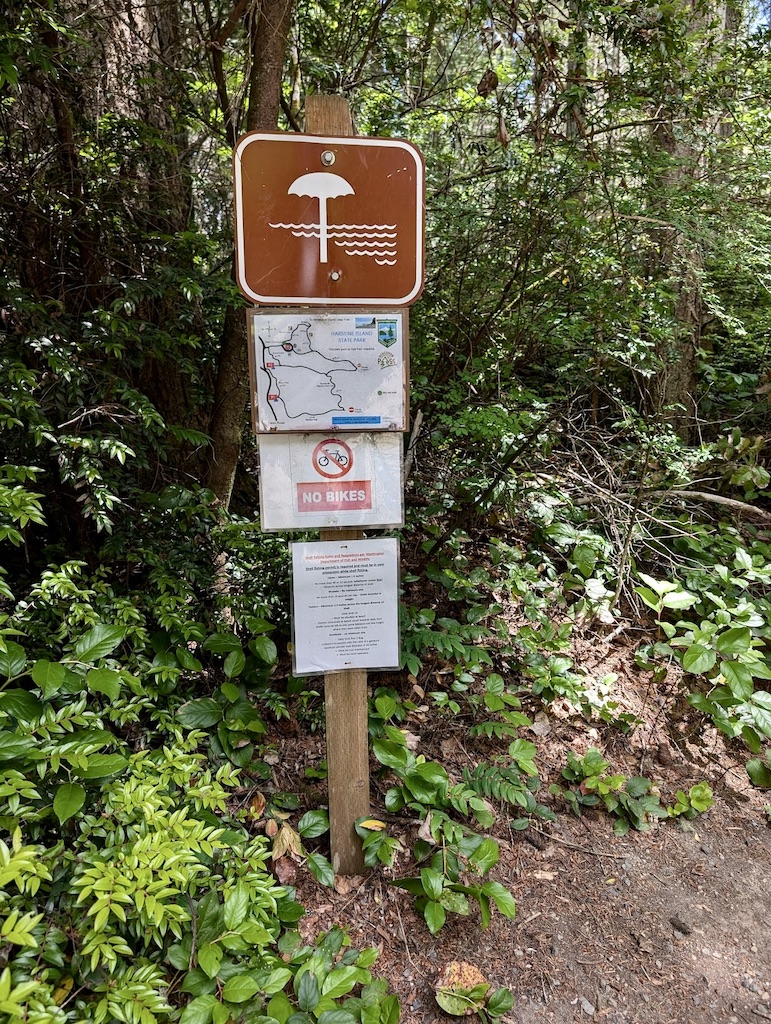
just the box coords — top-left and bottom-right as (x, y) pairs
(358, 819), (387, 832)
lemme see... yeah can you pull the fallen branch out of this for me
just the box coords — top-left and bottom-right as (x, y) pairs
(650, 489), (771, 524)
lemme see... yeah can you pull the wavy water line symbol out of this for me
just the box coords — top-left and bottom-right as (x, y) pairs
(268, 173), (399, 265)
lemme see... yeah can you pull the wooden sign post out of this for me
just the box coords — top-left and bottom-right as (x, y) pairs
(309, 97), (369, 876)
(233, 94), (423, 875)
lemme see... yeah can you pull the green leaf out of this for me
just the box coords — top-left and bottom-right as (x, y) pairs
(266, 993), (293, 1024)
(468, 837), (499, 875)
(86, 667), (121, 701)
(250, 636), (278, 664)
(262, 968), (293, 995)
(0, 733), (34, 761)
(371, 738), (408, 772)
(436, 988), (480, 1015)
(0, 689), (42, 722)
(746, 758), (771, 789)
(222, 976), (260, 1003)
(660, 589), (697, 610)
(419, 867), (443, 901)
(298, 809), (330, 838)
(423, 900), (446, 934)
(0, 642), (26, 678)
(307, 853), (334, 888)
(75, 753), (128, 779)
(481, 881), (516, 920)
(317, 1013), (358, 1024)
(30, 659), (66, 697)
(224, 649), (246, 679)
(682, 644), (716, 675)
(296, 971), (320, 1012)
(203, 632), (242, 654)
(721, 660), (753, 699)
(180, 994), (219, 1024)
(321, 967), (363, 999)
(379, 995), (400, 1024)
(177, 698), (223, 729)
(716, 627), (752, 656)
(486, 987), (515, 1017)
(72, 624), (126, 663)
(224, 882), (250, 931)
(625, 777), (650, 798)
(198, 942), (223, 979)
(573, 543), (597, 578)
(374, 695), (397, 720)
(53, 783), (85, 824)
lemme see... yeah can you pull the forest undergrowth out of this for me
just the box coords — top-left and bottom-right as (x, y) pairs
(1, 394), (770, 1024)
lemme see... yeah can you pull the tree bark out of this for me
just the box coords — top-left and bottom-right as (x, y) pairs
(205, 0), (294, 507)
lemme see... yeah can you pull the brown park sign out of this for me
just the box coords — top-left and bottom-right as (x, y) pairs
(233, 133), (424, 306)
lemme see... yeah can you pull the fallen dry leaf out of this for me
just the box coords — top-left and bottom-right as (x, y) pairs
(273, 856), (297, 884)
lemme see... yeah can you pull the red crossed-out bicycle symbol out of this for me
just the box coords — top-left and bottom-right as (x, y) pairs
(312, 438), (354, 479)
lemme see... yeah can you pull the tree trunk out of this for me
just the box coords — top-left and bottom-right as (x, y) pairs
(205, 0), (294, 507)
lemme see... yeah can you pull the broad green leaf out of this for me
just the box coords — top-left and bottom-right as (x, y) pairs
(0, 642), (26, 679)
(423, 900), (446, 934)
(180, 994), (219, 1024)
(374, 695), (397, 720)
(203, 632), (242, 654)
(371, 739), (408, 772)
(181, 969), (216, 997)
(262, 968), (293, 995)
(379, 995), (400, 1024)
(250, 635), (278, 664)
(721, 660), (753, 698)
(53, 783), (85, 824)
(306, 853), (334, 888)
(72, 624), (125, 663)
(746, 758), (771, 789)
(660, 589), (697, 610)
(75, 753), (128, 779)
(266, 993), (293, 1024)
(419, 867), (443, 901)
(223, 882), (250, 931)
(321, 966), (363, 999)
(30, 659), (66, 697)
(468, 837), (499, 875)
(86, 667), (121, 701)
(481, 881), (516, 920)
(224, 649), (246, 679)
(572, 543), (596, 579)
(197, 942), (223, 979)
(0, 733), (34, 761)
(436, 988), (481, 1016)
(177, 698), (223, 729)
(296, 971), (319, 1012)
(486, 987), (515, 1017)
(0, 689), (42, 722)
(298, 809), (329, 838)
(634, 586), (660, 611)
(317, 1012), (358, 1024)
(716, 627), (752, 656)
(438, 889), (470, 915)
(222, 976), (260, 1003)
(682, 644), (716, 675)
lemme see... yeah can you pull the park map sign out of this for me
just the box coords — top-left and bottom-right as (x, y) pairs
(233, 133), (424, 306)
(248, 309), (407, 432)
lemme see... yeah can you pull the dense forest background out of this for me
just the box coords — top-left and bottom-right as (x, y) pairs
(1, 1), (771, 1021)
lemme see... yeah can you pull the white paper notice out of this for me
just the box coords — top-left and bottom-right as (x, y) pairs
(292, 539), (400, 675)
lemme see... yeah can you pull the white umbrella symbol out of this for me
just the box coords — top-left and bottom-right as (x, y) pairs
(288, 172), (355, 264)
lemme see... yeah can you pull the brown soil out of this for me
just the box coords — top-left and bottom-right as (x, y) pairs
(267, 625), (771, 1024)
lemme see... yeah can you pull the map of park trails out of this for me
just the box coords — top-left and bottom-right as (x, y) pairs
(249, 311), (407, 432)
